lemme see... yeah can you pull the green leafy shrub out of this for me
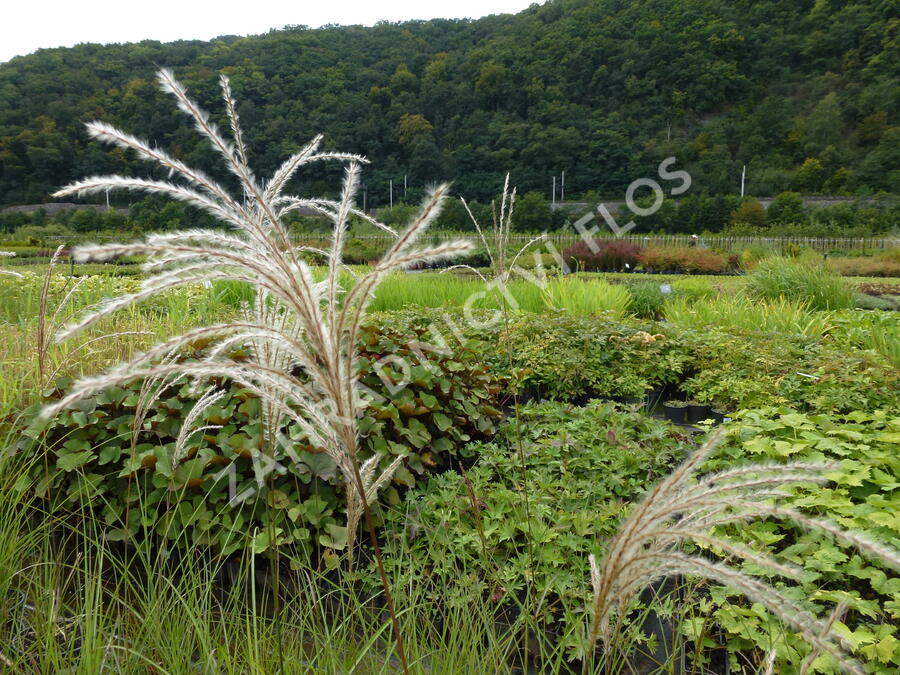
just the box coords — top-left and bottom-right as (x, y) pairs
(745, 257), (856, 310)
(376, 401), (690, 645)
(501, 312), (689, 399)
(24, 318), (506, 557)
(700, 409), (900, 673)
(780, 346), (900, 414)
(674, 326), (812, 410)
(673, 322), (899, 413)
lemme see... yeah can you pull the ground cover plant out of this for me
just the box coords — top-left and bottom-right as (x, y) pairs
(696, 409), (900, 672)
(25, 316), (505, 556)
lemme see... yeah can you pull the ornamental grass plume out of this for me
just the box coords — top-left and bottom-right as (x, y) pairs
(445, 174), (545, 286)
(586, 431), (900, 675)
(44, 68), (473, 672)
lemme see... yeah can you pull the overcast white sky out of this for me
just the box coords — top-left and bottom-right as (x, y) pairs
(1, 0), (537, 63)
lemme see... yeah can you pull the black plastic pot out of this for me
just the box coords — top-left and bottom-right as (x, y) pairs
(570, 393), (590, 406)
(644, 388), (665, 413)
(686, 403), (712, 424)
(662, 402), (687, 424)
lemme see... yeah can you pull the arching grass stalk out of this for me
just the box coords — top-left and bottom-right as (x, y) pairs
(42, 68), (474, 674)
(445, 174), (546, 285)
(585, 431), (900, 675)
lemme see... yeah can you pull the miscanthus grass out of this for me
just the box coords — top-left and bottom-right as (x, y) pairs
(43, 67), (472, 673)
(585, 432), (900, 675)
(455, 174), (546, 286)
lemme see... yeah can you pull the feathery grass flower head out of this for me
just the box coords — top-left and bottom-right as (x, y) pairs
(586, 431), (900, 674)
(47, 68), (473, 559)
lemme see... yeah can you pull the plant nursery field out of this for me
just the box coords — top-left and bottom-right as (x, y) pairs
(1, 65), (899, 675)
(2, 251), (899, 674)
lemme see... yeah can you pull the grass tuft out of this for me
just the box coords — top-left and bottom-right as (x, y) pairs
(745, 257), (856, 310)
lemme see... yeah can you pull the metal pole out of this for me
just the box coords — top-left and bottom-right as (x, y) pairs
(404, 175), (407, 201)
(561, 171), (565, 202)
(552, 176), (556, 205)
(741, 165), (746, 198)
(390, 179), (393, 209)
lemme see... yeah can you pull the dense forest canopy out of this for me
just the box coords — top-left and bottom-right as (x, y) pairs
(0, 0), (897, 209)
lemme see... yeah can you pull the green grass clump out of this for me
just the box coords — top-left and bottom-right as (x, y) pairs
(663, 295), (834, 336)
(830, 309), (900, 368)
(744, 257), (856, 310)
(670, 277), (716, 301)
(368, 273), (545, 312)
(368, 273), (636, 317)
(542, 277), (632, 317)
(627, 281), (666, 318)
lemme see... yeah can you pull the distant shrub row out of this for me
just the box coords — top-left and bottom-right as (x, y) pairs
(563, 239), (737, 274)
(562, 238), (900, 277)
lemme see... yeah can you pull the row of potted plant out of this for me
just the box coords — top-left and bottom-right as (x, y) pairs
(659, 399), (729, 425)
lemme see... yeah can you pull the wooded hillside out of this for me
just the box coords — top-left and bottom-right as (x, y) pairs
(0, 0), (897, 206)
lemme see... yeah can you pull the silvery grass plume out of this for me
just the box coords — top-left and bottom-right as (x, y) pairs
(586, 431), (900, 675)
(44, 68), (473, 564)
(444, 174), (546, 287)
